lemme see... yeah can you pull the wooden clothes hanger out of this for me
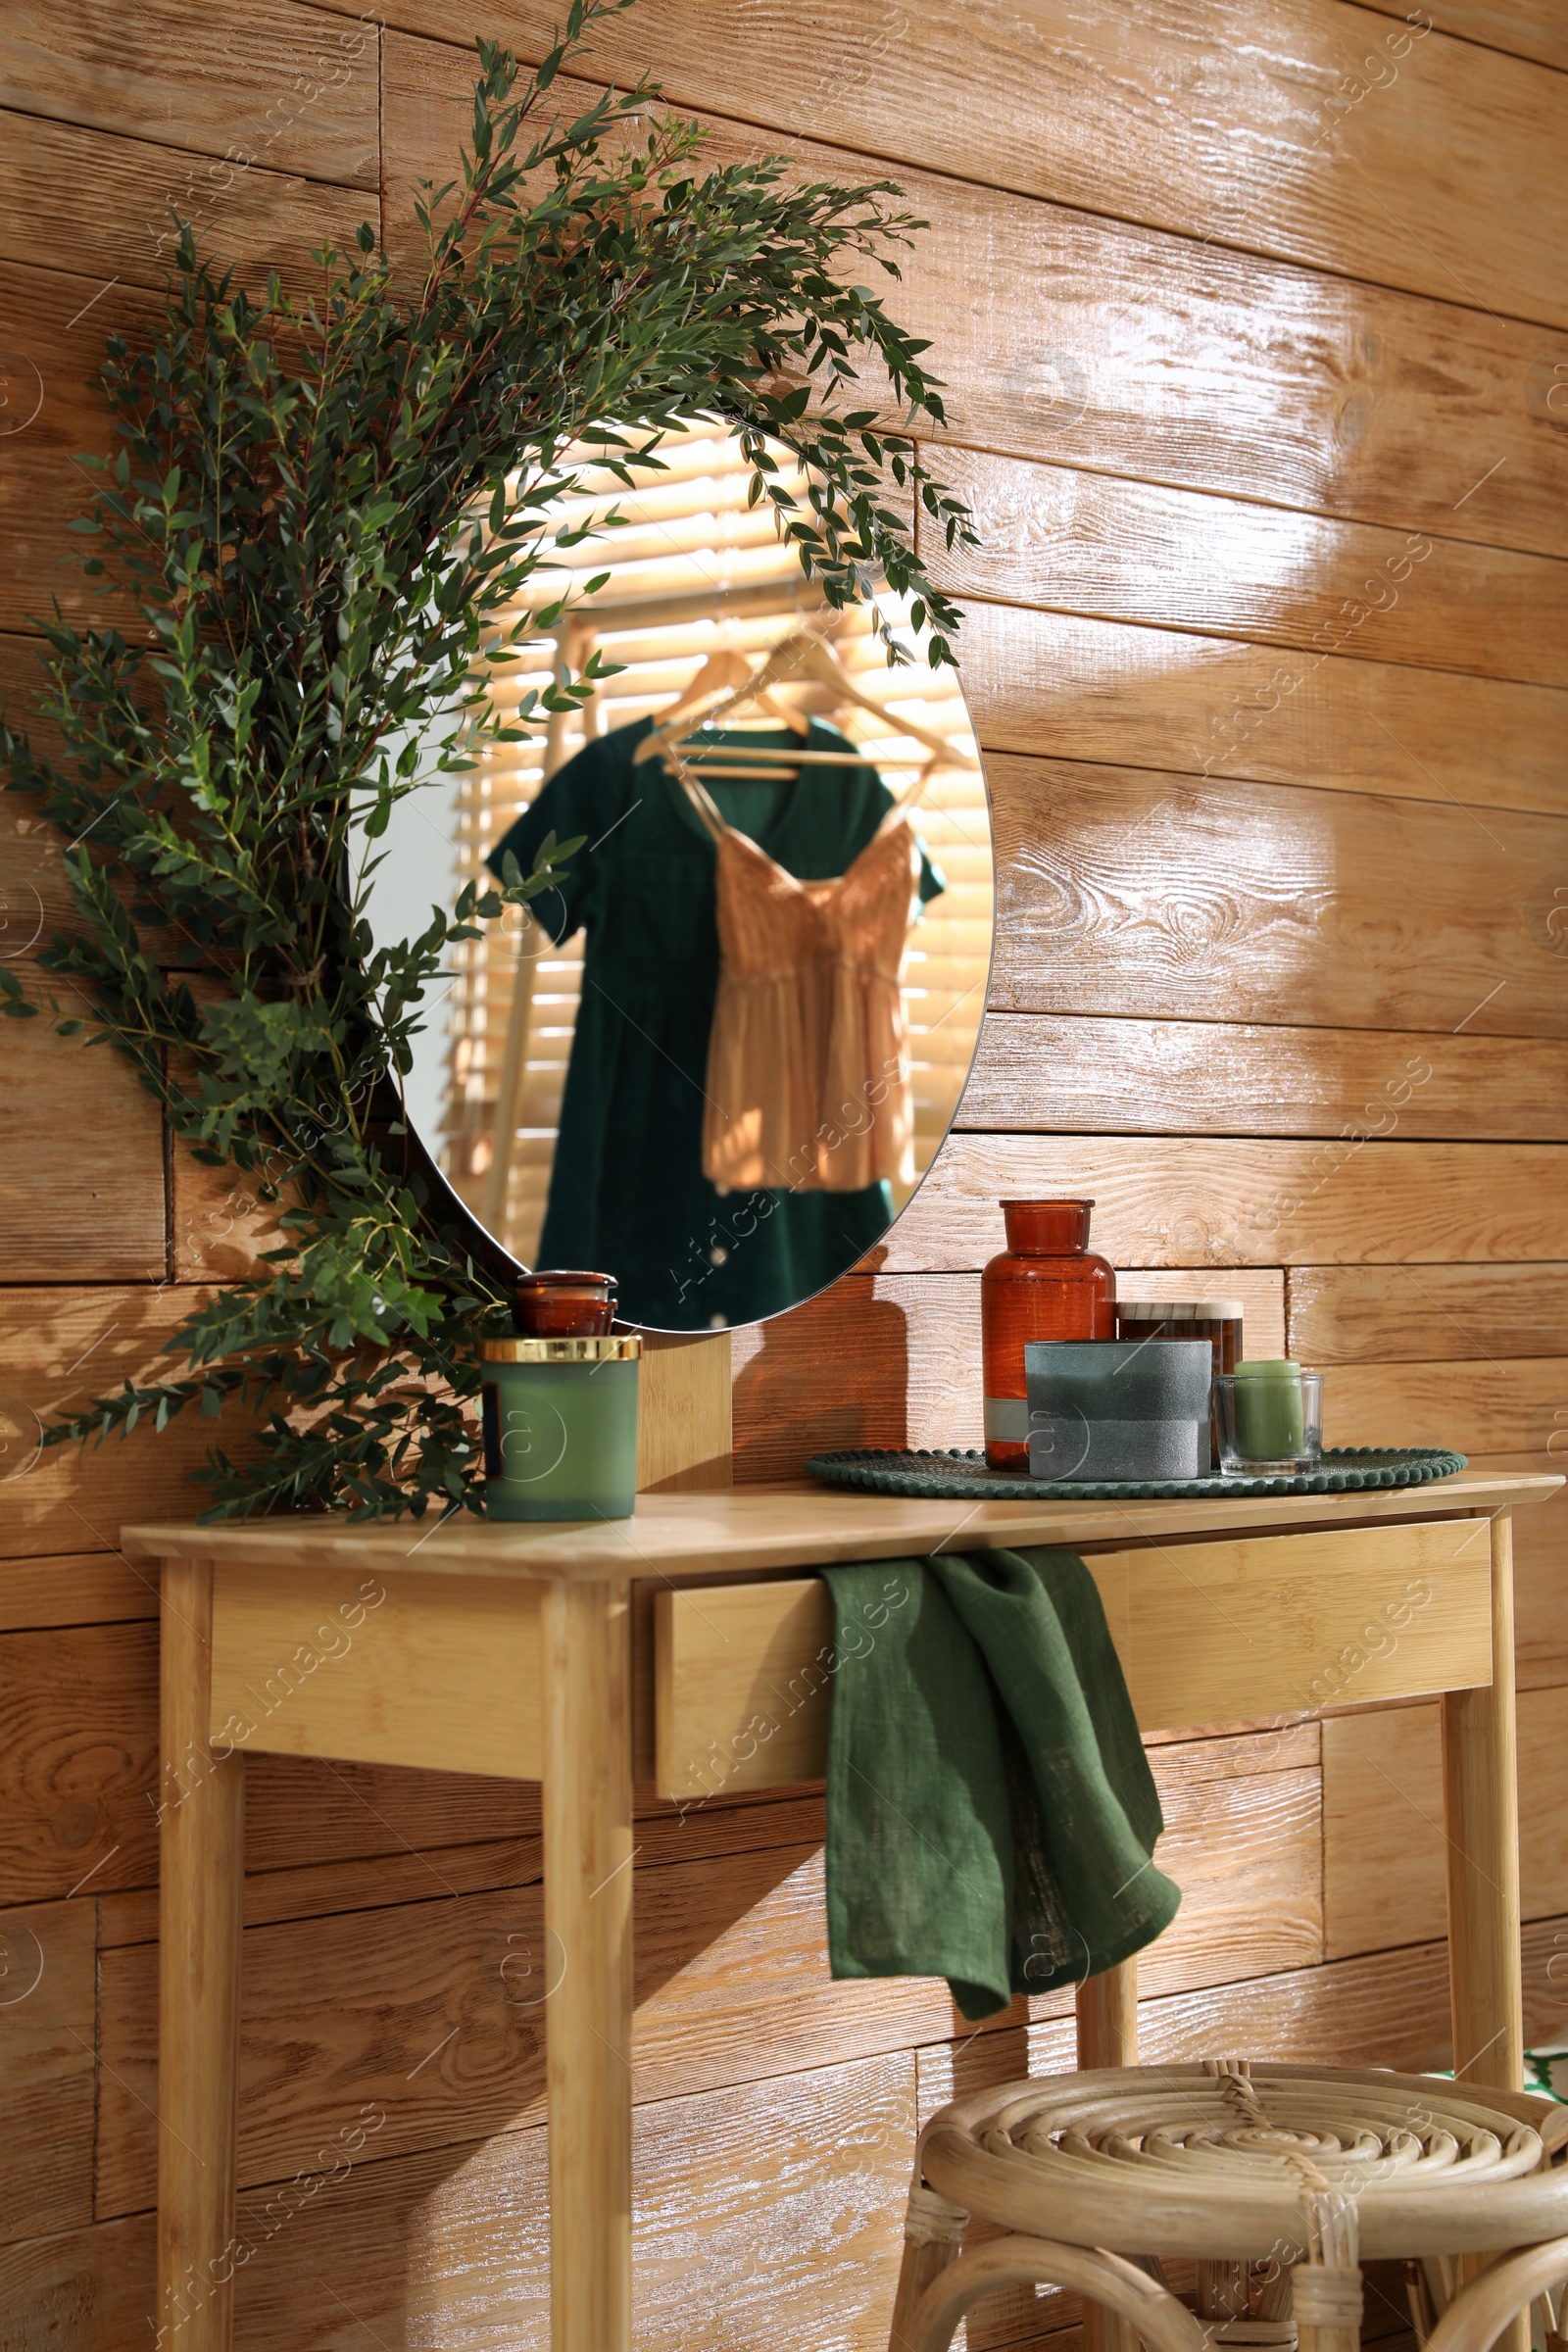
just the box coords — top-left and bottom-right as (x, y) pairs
(649, 648), (809, 751)
(633, 628), (979, 796)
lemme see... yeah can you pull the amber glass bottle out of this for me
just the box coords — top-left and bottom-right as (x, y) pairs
(981, 1200), (1115, 1469)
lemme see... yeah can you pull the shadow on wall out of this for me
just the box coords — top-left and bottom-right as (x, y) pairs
(730, 1248), (911, 1479)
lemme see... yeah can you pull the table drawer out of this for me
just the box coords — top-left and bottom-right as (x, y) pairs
(653, 1516), (1492, 1800)
(209, 1562), (542, 1779)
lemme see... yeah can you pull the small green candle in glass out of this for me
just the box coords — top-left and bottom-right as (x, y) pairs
(481, 1334), (641, 1521)
(1215, 1359), (1324, 1475)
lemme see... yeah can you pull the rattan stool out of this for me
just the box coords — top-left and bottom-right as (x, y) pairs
(889, 2060), (1568, 2352)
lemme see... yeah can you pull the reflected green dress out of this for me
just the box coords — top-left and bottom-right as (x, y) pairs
(489, 716), (942, 1331)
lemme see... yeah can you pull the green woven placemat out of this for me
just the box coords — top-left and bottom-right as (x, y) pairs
(806, 1446), (1467, 1502)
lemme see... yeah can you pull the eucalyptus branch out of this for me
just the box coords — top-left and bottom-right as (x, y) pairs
(1, 0), (975, 1520)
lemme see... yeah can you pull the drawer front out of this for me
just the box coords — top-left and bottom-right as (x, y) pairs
(210, 1562), (541, 1779)
(653, 1517), (1491, 1800)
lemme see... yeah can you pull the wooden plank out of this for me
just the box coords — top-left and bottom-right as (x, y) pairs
(0, 1622), (159, 1901)
(0, 270), (158, 639)
(0, 1), (379, 183)
(959, 1015), (1568, 1144)
(382, 34), (1568, 560)
(731, 1268), (1285, 1482)
(96, 1792), (828, 1948)
(917, 1910), (1568, 2100)
(346, 0), (1568, 327)
(654, 1521), (1485, 1794)
(228, 2054), (916, 2352)
(0, 1550), (158, 1631)
(0, 2214), (153, 2352)
(1292, 1264), (1568, 1361)
(0, 1897), (96, 2237)
(1355, 0), (1568, 73)
(96, 1726), (1321, 2216)
(954, 601), (1568, 820)
(0, 107), (373, 309)
(209, 1560), (542, 1779)
(0, 1286), (218, 1556)
(1322, 1356), (1568, 1454)
(242, 1748), (539, 1875)
(926, 452), (1568, 689)
(887, 1135), (1568, 1271)
(0, 1013), (166, 1281)
(1323, 1686), (1568, 1959)
(984, 755), (1568, 1038)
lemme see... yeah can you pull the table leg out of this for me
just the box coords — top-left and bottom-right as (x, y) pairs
(542, 1578), (634, 2352)
(158, 1557), (244, 2352)
(1440, 1510), (1523, 2095)
(1075, 1958), (1138, 2071)
(1441, 1510), (1527, 2352)
(1077, 1961), (1138, 2352)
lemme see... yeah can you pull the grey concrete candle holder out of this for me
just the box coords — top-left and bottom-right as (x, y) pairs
(1024, 1339), (1215, 1481)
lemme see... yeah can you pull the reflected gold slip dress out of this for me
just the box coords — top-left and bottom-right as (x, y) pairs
(679, 769), (923, 1195)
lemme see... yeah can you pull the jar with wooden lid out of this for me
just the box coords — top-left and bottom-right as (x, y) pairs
(1114, 1299), (1245, 1380)
(1116, 1299), (1244, 1465)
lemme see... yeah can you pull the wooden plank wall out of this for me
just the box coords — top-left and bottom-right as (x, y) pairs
(1, 2), (1565, 2346)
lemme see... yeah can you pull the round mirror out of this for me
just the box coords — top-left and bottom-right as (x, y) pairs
(367, 420), (993, 1332)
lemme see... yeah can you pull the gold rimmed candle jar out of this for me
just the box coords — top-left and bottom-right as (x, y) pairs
(481, 1333), (641, 1520)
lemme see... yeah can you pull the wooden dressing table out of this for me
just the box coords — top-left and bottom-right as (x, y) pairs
(127, 1467), (1561, 2352)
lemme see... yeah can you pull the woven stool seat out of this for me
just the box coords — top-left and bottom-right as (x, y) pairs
(890, 2061), (1568, 2352)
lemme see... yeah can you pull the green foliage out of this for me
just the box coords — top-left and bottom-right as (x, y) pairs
(1, 1), (975, 1520)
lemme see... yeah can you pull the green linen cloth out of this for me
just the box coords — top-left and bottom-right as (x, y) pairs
(821, 1547), (1180, 2021)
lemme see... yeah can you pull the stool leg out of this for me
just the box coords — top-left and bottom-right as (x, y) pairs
(889, 2175), (968, 2352)
(906, 2236), (1206, 2352)
(1294, 2259), (1364, 2352)
(1422, 2237), (1568, 2352)
(1077, 1962), (1138, 2352)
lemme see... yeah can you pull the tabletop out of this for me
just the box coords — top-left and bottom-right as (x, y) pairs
(124, 1466), (1562, 1586)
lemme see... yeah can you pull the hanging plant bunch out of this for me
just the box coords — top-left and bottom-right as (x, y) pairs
(0, 0), (975, 1520)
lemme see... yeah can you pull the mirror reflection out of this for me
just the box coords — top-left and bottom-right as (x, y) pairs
(375, 420), (992, 1331)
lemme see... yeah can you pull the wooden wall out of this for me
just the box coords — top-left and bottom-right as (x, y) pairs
(2, 2), (1566, 2346)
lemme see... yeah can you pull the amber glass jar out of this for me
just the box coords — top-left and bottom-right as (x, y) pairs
(511, 1270), (618, 1338)
(982, 1200), (1115, 1469)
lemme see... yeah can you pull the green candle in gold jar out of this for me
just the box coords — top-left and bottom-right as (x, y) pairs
(481, 1334), (641, 1521)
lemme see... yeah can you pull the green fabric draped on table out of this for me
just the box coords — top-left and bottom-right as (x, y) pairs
(821, 1547), (1180, 2021)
